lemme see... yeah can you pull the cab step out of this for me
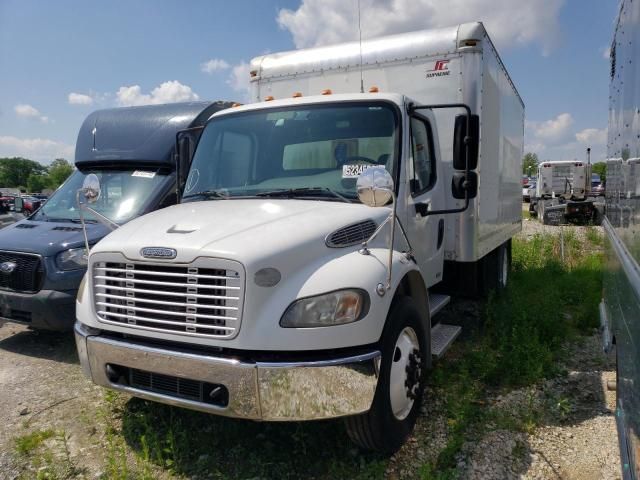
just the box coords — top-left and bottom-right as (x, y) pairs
(428, 293), (450, 317)
(430, 323), (461, 359)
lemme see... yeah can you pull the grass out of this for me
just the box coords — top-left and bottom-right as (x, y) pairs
(13, 429), (82, 479)
(11, 230), (602, 479)
(420, 232), (603, 474)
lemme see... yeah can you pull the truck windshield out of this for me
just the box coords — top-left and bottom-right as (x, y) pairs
(183, 102), (398, 201)
(32, 168), (170, 224)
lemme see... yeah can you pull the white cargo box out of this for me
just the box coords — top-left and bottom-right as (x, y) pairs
(250, 22), (524, 262)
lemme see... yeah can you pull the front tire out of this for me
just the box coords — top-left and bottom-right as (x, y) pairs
(344, 297), (428, 454)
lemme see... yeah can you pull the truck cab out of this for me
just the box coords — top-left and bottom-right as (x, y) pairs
(75, 23), (523, 452)
(0, 101), (232, 330)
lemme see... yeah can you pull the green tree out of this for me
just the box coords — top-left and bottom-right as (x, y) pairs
(27, 173), (48, 193)
(592, 162), (607, 183)
(0, 157), (47, 187)
(522, 152), (539, 176)
(47, 158), (74, 189)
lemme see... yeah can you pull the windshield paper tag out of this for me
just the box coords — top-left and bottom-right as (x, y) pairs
(132, 171), (156, 179)
(342, 164), (375, 178)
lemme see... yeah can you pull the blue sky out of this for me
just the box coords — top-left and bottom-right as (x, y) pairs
(0, 0), (619, 165)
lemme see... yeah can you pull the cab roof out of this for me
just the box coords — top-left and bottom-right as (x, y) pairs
(75, 101), (234, 169)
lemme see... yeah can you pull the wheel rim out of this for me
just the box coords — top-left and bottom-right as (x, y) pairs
(389, 326), (421, 421)
(501, 249), (508, 288)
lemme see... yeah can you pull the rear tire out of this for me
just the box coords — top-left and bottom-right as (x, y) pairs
(344, 297), (428, 454)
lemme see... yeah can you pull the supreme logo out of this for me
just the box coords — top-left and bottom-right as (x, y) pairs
(426, 59), (450, 78)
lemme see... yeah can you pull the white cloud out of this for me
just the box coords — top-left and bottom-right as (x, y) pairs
(526, 113), (574, 144)
(116, 80), (199, 107)
(226, 62), (251, 99)
(68, 92), (94, 105)
(0, 136), (74, 163)
(14, 104), (48, 123)
(201, 58), (230, 74)
(277, 0), (564, 54)
(575, 127), (607, 145)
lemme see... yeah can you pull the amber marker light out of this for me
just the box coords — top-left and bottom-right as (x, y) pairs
(321, 89), (332, 95)
(292, 92), (303, 98)
(369, 86), (379, 93)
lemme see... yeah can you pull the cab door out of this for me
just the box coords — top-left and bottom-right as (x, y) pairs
(404, 114), (446, 288)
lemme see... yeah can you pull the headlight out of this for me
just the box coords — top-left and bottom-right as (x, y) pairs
(57, 248), (88, 271)
(280, 289), (368, 328)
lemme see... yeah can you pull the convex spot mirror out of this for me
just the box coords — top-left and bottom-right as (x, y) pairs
(357, 167), (394, 207)
(452, 171), (478, 199)
(82, 173), (101, 204)
(453, 114), (480, 171)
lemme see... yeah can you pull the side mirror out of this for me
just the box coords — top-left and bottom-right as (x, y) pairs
(453, 114), (479, 170)
(14, 197), (23, 212)
(452, 171), (478, 199)
(357, 167), (394, 207)
(82, 174), (101, 204)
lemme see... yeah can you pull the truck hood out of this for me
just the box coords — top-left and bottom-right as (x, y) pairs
(94, 199), (389, 266)
(0, 219), (110, 257)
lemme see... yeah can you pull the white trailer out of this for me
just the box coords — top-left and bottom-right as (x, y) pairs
(75, 22), (524, 453)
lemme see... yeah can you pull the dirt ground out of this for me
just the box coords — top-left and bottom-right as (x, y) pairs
(0, 216), (622, 479)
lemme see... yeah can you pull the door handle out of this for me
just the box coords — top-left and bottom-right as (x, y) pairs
(415, 202), (429, 217)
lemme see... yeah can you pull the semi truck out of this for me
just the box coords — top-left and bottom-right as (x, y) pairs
(0, 101), (232, 330)
(75, 22), (523, 452)
(600, 0), (640, 477)
(529, 157), (603, 225)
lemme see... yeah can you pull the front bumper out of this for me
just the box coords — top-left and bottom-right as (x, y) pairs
(0, 288), (76, 330)
(75, 322), (380, 421)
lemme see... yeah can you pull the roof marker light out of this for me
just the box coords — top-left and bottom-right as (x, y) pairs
(231, 103), (242, 108)
(264, 96), (275, 101)
(292, 92), (303, 98)
(369, 86), (379, 93)
(321, 89), (332, 95)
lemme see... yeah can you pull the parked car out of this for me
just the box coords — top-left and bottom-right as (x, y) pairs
(523, 181), (536, 202)
(18, 196), (43, 214)
(592, 183), (605, 196)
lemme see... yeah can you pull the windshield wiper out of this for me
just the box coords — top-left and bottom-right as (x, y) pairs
(183, 189), (230, 200)
(255, 187), (353, 203)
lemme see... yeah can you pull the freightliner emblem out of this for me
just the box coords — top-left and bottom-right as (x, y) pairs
(140, 247), (177, 259)
(0, 261), (17, 274)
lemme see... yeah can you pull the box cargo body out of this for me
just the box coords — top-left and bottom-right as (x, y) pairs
(601, 0), (640, 477)
(250, 22), (524, 262)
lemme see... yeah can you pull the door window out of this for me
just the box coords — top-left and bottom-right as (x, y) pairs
(409, 117), (435, 195)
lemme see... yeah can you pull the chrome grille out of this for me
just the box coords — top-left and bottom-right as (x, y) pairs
(326, 220), (377, 248)
(93, 261), (242, 338)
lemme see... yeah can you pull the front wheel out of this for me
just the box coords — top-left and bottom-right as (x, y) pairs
(344, 297), (428, 453)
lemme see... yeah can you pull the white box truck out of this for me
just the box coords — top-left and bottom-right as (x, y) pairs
(75, 22), (523, 453)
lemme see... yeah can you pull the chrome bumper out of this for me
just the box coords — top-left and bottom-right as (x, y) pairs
(75, 322), (380, 421)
